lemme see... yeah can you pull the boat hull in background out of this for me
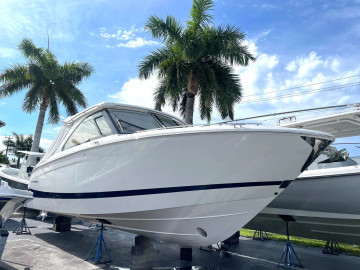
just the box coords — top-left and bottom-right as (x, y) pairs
(245, 166), (360, 245)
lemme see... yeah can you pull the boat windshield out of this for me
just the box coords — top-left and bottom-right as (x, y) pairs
(63, 112), (113, 150)
(109, 110), (181, 133)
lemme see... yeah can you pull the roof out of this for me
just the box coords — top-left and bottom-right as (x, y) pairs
(17, 151), (45, 157)
(63, 102), (184, 125)
(281, 108), (360, 138)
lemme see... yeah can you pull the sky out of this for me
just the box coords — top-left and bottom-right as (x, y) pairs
(0, 0), (360, 154)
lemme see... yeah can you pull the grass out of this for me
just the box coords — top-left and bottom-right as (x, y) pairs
(240, 229), (360, 257)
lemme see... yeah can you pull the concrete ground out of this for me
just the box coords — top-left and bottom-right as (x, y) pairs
(0, 216), (359, 270)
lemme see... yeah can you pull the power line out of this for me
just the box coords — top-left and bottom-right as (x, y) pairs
(241, 81), (360, 105)
(243, 74), (360, 98)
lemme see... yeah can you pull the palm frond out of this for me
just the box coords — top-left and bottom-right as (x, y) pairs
(18, 38), (44, 62)
(212, 62), (242, 120)
(0, 65), (31, 98)
(48, 90), (60, 124)
(62, 61), (94, 84)
(27, 63), (44, 82)
(0, 79), (31, 98)
(182, 31), (205, 61)
(203, 24), (256, 65)
(22, 82), (41, 113)
(154, 80), (168, 111)
(54, 80), (86, 116)
(138, 48), (172, 79)
(187, 0), (214, 31)
(145, 15), (183, 44)
(41, 50), (61, 80)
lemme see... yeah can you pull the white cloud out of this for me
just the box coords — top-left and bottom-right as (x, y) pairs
(43, 126), (62, 134)
(107, 75), (182, 118)
(0, 48), (19, 58)
(285, 61), (297, 72)
(0, 0), (82, 42)
(40, 138), (52, 150)
(97, 26), (158, 49)
(234, 42), (280, 99)
(110, 37), (159, 48)
(108, 75), (159, 109)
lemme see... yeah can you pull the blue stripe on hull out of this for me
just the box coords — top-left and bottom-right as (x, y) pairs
(30, 180), (283, 199)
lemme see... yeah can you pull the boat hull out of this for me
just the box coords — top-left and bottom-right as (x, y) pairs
(245, 166), (360, 245)
(0, 167), (28, 190)
(27, 127), (332, 246)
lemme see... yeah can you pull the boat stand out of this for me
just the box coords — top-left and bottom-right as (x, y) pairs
(84, 223), (112, 264)
(278, 215), (303, 270)
(253, 230), (270, 241)
(13, 207), (31, 235)
(322, 241), (342, 255)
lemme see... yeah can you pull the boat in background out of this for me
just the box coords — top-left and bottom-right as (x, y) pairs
(0, 151), (44, 190)
(245, 104), (360, 245)
(26, 102), (333, 246)
(0, 180), (33, 222)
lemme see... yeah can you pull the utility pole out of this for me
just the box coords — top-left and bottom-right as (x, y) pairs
(4, 135), (13, 156)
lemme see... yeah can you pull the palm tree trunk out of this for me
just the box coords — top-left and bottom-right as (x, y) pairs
(16, 156), (20, 169)
(184, 94), (195, 125)
(29, 99), (48, 165)
(185, 69), (199, 125)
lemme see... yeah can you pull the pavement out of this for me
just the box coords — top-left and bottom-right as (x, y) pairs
(0, 215), (359, 270)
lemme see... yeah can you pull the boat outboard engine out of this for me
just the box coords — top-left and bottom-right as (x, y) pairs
(317, 146), (357, 169)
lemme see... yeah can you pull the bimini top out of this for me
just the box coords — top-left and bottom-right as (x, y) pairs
(63, 102), (184, 125)
(0, 120), (5, 128)
(281, 107), (360, 138)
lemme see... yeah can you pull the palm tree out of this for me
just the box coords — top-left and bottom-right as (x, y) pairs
(0, 151), (9, 165)
(139, 0), (255, 124)
(2, 132), (44, 168)
(0, 38), (94, 156)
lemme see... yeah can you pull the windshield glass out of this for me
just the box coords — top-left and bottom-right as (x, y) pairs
(110, 110), (162, 133)
(63, 113), (113, 150)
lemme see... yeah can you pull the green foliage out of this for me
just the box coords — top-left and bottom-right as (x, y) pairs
(0, 151), (9, 164)
(240, 229), (360, 257)
(2, 132), (44, 168)
(139, 0), (255, 122)
(0, 38), (94, 124)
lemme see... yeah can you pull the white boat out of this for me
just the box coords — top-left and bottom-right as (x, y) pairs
(245, 105), (360, 245)
(0, 151), (45, 190)
(26, 102), (333, 246)
(0, 181), (33, 222)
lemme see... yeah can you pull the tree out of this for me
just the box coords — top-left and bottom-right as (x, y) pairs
(2, 132), (44, 168)
(0, 38), (94, 158)
(139, 0), (255, 124)
(0, 151), (9, 165)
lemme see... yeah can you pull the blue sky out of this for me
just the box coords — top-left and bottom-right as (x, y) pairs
(1, 0), (360, 154)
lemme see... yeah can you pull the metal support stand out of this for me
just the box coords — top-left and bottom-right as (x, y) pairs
(253, 230), (270, 241)
(278, 215), (303, 270)
(84, 223), (112, 264)
(13, 207), (31, 235)
(322, 241), (342, 255)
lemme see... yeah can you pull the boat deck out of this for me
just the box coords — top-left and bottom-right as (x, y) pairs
(1, 215), (359, 269)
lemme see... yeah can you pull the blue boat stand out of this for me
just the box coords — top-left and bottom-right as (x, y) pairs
(84, 222), (112, 264)
(278, 220), (303, 270)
